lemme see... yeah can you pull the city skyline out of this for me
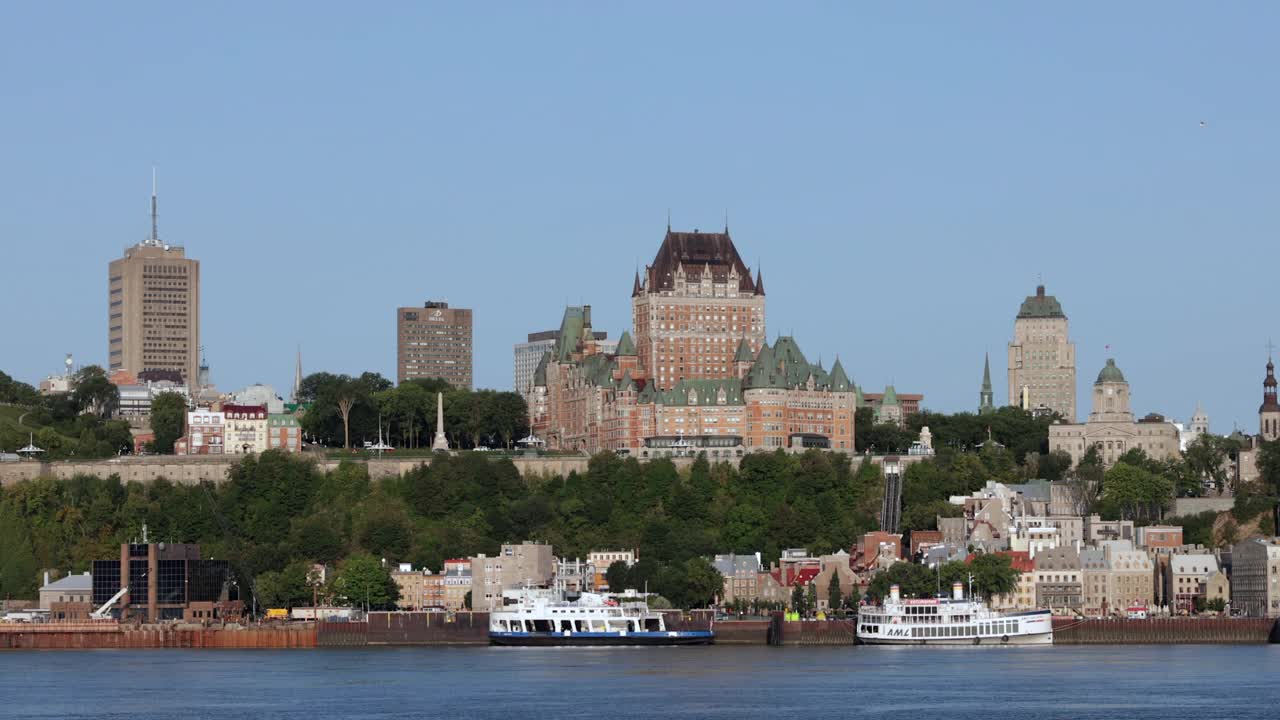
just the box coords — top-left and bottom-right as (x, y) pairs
(3, 4), (1278, 430)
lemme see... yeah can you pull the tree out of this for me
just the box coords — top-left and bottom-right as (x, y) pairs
(866, 562), (936, 602)
(336, 382), (359, 450)
(71, 366), (118, 419)
(357, 498), (413, 559)
(1184, 435), (1230, 495)
(827, 575), (843, 611)
(149, 391), (187, 454)
(1065, 446), (1105, 516)
(805, 582), (818, 614)
(722, 504), (768, 552)
(1206, 597), (1226, 613)
(0, 506), (38, 599)
(677, 557), (723, 609)
(256, 560), (315, 609)
(962, 553), (1021, 599)
(790, 584), (805, 612)
(289, 515), (345, 564)
(1036, 451), (1074, 482)
(1257, 439), (1280, 497)
(0, 371), (38, 405)
(1102, 462), (1172, 521)
(605, 561), (630, 592)
(491, 392), (529, 448)
(331, 553), (398, 610)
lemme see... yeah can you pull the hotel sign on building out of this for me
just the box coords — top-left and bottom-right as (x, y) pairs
(397, 301), (473, 389)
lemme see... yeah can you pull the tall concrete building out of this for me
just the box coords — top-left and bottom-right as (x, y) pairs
(108, 181), (200, 385)
(396, 301), (472, 388)
(1007, 285), (1076, 421)
(633, 227), (765, 391)
(514, 330), (558, 398)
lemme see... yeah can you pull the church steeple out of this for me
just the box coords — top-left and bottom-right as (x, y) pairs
(1261, 354), (1280, 441)
(979, 353), (994, 415)
(292, 345), (303, 404)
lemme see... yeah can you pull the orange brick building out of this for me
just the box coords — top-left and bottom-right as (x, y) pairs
(532, 228), (857, 457)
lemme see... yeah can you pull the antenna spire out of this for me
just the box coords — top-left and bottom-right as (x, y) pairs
(148, 167), (160, 245)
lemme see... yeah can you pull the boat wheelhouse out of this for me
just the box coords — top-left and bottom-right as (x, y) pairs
(857, 581), (1053, 646)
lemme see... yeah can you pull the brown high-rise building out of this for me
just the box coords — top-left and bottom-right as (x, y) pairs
(632, 227), (766, 391)
(108, 182), (201, 386)
(397, 301), (473, 388)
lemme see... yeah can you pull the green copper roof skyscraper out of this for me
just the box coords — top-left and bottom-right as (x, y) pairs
(1008, 284), (1076, 422)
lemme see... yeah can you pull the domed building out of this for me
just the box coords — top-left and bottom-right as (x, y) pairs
(1048, 358), (1180, 467)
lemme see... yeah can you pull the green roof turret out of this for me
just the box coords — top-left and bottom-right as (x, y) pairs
(1095, 358), (1126, 385)
(614, 331), (637, 356)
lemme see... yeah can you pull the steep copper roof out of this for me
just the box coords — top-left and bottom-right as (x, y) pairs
(645, 229), (757, 294)
(1017, 285), (1066, 319)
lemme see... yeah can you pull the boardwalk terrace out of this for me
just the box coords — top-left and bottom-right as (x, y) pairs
(532, 227), (856, 456)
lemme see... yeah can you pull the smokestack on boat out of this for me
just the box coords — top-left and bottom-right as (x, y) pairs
(889, 584), (900, 603)
(953, 582), (964, 600)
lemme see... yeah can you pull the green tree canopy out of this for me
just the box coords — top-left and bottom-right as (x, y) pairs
(71, 366), (119, 419)
(256, 560), (318, 609)
(1101, 461), (1173, 521)
(149, 391), (187, 454)
(331, 553), (398, 610)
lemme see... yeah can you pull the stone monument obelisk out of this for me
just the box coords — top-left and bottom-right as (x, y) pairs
(431, 391), (450, 451)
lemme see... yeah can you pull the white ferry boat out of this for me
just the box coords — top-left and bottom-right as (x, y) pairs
(857, 581), (1053, 646)
(489, 588), (715, 646)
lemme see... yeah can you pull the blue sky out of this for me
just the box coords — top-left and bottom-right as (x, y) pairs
(2, 3), (1276, 431)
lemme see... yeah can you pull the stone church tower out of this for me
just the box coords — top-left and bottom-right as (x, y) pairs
(1261, 357), (1280, 442)
(979, 353), (994, 415)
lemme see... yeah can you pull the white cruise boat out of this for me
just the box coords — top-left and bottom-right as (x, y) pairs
(489, 588), (714, 646)
(857, 581), (1053, 646)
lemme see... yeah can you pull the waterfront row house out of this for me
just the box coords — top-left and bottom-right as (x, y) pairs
(1166, 554), (1229, 615)
(391, 564), (445, 611)
(174, 410), (225, 455)
(470, 542), (554, 612)
(441, 559), (472, 611)
(222, 404), (268, 455)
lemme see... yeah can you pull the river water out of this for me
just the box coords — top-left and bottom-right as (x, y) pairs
(2, 645), (1276, 719)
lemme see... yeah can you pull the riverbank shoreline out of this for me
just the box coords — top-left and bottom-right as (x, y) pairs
(3, 616), (1276, 649)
